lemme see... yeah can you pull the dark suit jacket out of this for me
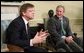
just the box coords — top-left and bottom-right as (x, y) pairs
(47, 15), (73, 42)
(5, 16), (33, 50)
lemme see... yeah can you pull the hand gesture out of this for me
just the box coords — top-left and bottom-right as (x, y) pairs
(32, 29), (49, 44)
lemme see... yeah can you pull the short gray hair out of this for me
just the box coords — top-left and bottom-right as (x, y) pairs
(56, 5), (65, 12)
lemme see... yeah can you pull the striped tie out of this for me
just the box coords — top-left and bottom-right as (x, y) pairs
(60, 18), (66, 35)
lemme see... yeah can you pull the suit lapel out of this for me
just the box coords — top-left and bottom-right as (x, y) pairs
(19, 16), (28, 35)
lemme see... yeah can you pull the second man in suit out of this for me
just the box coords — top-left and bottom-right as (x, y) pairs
(47, 5), (83, 52)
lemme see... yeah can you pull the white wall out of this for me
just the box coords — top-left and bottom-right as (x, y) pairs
(1, 1), (83, 36)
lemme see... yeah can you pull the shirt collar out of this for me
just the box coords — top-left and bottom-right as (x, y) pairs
(59, 17), (63, 20)
(22, 16), (29, 25)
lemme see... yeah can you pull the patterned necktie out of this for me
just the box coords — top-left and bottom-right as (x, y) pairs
(60, 18), (66, 35)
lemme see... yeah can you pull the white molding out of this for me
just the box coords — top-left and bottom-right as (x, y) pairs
(1, 2), (22, 6)
(1, 13), (18, 20)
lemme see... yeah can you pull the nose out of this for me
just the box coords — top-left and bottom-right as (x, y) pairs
(57, 12), (60, 15)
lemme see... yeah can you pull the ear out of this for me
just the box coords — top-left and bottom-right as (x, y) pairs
(22, 12), (25, 16)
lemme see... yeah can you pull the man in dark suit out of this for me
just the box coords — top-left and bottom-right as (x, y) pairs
(5, 3), (49, 52)
(47, 5), (83, 52)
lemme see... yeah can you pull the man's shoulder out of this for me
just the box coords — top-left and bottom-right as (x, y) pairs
(13, 16), (21, 21)
(11, 16), (22, 23)
(63, 16), (69, 19)
(9, 16), (23, 25)
(51, 16), (59, 22)
(48, 17), (56, 23)
(63, 16), (70, 23)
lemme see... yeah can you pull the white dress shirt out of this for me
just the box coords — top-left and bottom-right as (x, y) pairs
(59, 17), (66, 39)
(22, 16), (33, 46)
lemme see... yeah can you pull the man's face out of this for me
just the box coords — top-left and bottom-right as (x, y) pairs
(56, 7), (64, 18)
(23, 7), (35, 20)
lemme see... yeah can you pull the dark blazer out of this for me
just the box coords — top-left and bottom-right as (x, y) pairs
(47, 15), (73, 42)
(5, 16), (33, 49)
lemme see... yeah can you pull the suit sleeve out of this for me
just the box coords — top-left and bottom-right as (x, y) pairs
(47, 18), (61, 41)
(6, 21), (30, 49)
(66, 18), (73, 36)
